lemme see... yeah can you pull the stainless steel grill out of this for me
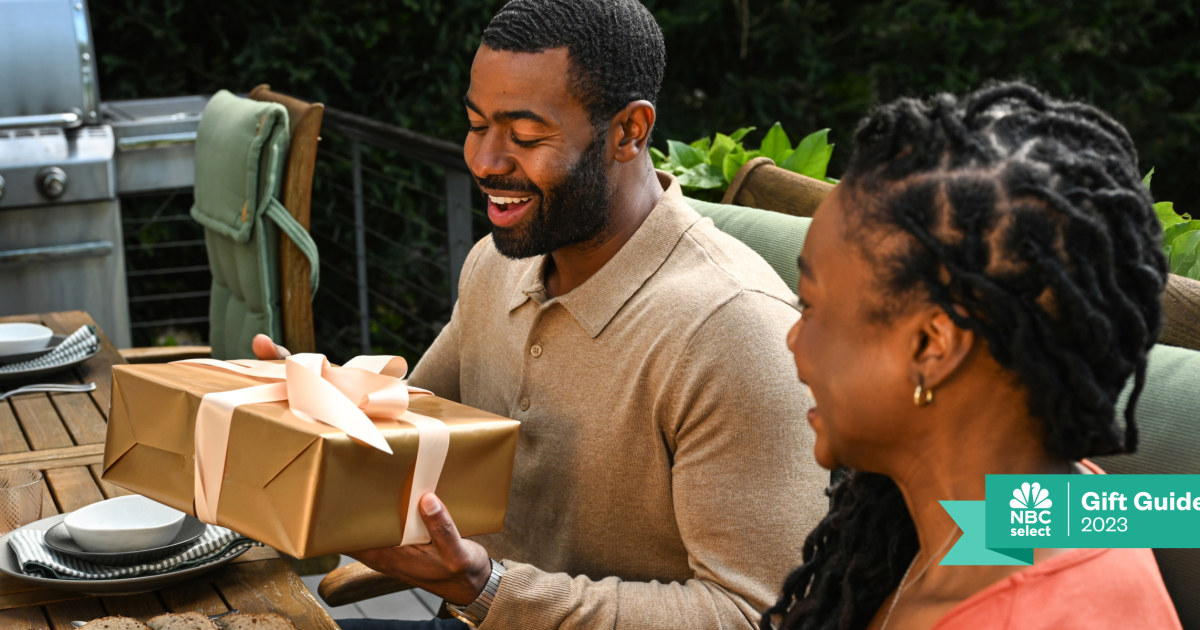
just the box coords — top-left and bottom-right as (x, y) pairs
(0, 0), (132, 346)
(0, 0), (207, 347)
(103, 95), (206, 195)
(0, 0), (100, 127)
(0, 126), (116, 206)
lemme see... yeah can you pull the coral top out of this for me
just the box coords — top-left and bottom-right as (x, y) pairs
(935, 460), (1181, 629)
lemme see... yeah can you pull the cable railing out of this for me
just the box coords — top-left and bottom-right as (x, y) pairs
(311, 107), (480, 363)
(121, 106), (482, 365)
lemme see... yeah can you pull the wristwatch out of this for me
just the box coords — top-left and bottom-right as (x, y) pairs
(445, 558), (506, 628)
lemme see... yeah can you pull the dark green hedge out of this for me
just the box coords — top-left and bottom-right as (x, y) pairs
(92, 0), (1197, 208)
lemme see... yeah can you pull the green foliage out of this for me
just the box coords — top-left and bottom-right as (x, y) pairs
(1145, 169), (1200, 280)
(650, 123), (834, 200)
(87, 0), (1200, 345)
(644, 0), (1199, 209)
(89, 0), (1199, 202)
(90, 0), (1200, 207)
(90, 0), (496, 139)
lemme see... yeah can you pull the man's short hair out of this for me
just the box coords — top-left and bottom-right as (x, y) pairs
(482, 0), (665, 127)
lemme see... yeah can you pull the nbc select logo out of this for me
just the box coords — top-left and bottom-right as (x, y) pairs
(1010, 481), (1052, 536)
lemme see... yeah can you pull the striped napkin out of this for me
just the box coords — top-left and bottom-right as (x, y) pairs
(8, 524), (260, 580)
(0, 325), (99, 374)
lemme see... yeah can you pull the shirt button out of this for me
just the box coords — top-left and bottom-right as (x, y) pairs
(519, 397), (530, 411)
(530, 344), (542, 358)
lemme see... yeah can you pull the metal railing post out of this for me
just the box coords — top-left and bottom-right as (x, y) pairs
(351, 138), (370, 354)
(444, 170), (473, 304)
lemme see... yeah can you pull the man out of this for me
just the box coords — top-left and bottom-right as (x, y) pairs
(259, 1), (826, 627)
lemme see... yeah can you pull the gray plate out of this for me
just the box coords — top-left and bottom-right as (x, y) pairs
(43, 516), (206, 567)
(0, 514), (247, 596)
(0, 335), (64, 365)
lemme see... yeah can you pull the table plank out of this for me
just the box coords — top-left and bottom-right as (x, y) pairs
(214, 558), (340, 630)
(46, 466), (105, 513)
(45, 597), (106, 630)
(100, 592), (168, 621)
(0, 579), (79, 614)
(51, 394), (107, 446)
(11, 397), (74, 451)
(0, 606), (49, 629)
(0, 445), (104, 470)
(0, 404), (31, 454)
(158, 581), (233, 616)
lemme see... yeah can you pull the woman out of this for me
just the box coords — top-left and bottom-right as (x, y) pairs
(767, 82), (1182, 629)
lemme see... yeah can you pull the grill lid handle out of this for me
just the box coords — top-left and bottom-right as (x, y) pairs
(0, 111), (82, 130)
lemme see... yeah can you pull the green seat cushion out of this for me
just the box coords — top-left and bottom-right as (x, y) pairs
(685, 197), (809, 294)
(1103, 343), (1200, 475)
(1099, 343), (1200, 627)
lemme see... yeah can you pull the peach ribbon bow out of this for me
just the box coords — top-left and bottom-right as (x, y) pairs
(176, 354), (447, 546)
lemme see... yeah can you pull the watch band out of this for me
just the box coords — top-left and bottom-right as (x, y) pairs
(446, 558), (506, 628)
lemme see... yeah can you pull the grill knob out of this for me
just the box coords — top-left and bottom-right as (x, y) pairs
(37, 167), (68, 199)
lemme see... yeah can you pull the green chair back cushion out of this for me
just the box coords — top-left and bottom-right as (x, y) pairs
(1098, 343), (1200, 628)
(685, 197), (809, 294)
(191, 89), (318, 359)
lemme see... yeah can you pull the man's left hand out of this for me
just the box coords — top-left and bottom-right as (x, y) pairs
(349, 493), (493, 605)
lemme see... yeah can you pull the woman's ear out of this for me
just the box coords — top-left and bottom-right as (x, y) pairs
(909, 306), (974, 389)
(611, 100), (655, 163)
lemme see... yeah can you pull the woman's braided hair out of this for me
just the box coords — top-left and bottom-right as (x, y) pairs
(763, 81), (1168, 630)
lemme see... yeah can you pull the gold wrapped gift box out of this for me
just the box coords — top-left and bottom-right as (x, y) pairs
(103, 362), (519, 558)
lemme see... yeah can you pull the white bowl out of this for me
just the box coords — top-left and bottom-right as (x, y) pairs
(63, 495), (187, 553)
(0, 324), (53, 355)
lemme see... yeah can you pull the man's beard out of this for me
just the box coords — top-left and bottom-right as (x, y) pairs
(485, 135), (612, 259)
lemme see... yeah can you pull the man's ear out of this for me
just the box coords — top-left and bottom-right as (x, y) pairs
(909, 306), (974, 389)
(611, 100), (655, 163)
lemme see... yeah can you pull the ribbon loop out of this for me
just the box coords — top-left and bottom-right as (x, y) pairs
(177, 354), (446, 544)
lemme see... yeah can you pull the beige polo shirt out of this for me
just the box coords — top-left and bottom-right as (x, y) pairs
(409, 172), (826, 629)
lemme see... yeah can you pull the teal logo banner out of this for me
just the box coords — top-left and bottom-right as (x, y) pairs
(942, 475), (1200, 566)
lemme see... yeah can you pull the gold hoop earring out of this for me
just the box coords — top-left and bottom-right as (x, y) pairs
(913, 382), (934, 407)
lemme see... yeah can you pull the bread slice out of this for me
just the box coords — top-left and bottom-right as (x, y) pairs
(146, 612), (220, 630)
(77, 617), (151, 630)
(216, 613), (299, 630)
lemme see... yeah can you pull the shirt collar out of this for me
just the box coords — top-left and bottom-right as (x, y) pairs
(507, 171), (699, 338)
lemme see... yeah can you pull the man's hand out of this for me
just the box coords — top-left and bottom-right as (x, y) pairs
(252, 338), (488, 600)
(251, 333), (291, 359)
(350, 493), (493, 605)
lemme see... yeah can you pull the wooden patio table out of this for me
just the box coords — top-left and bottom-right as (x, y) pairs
(0, 311), (339, 629)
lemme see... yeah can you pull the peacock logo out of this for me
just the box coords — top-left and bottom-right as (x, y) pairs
(1009, 481), (1054, 536)
(1010, 482), (1052, 510)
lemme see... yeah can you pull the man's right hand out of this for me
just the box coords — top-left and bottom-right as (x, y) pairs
(252, 334), (292, 360)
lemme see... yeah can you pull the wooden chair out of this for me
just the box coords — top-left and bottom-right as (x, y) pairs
(247, 84), (323, 355)
(721, 156), (834, 218)
(1161, 273), (1200, 351)
(320, 562), (415, 608)
(121, 84), (323, 362)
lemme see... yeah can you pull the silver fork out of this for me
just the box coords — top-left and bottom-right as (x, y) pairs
(0, 382), (96, 401)
(70, 609), (239, 628)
